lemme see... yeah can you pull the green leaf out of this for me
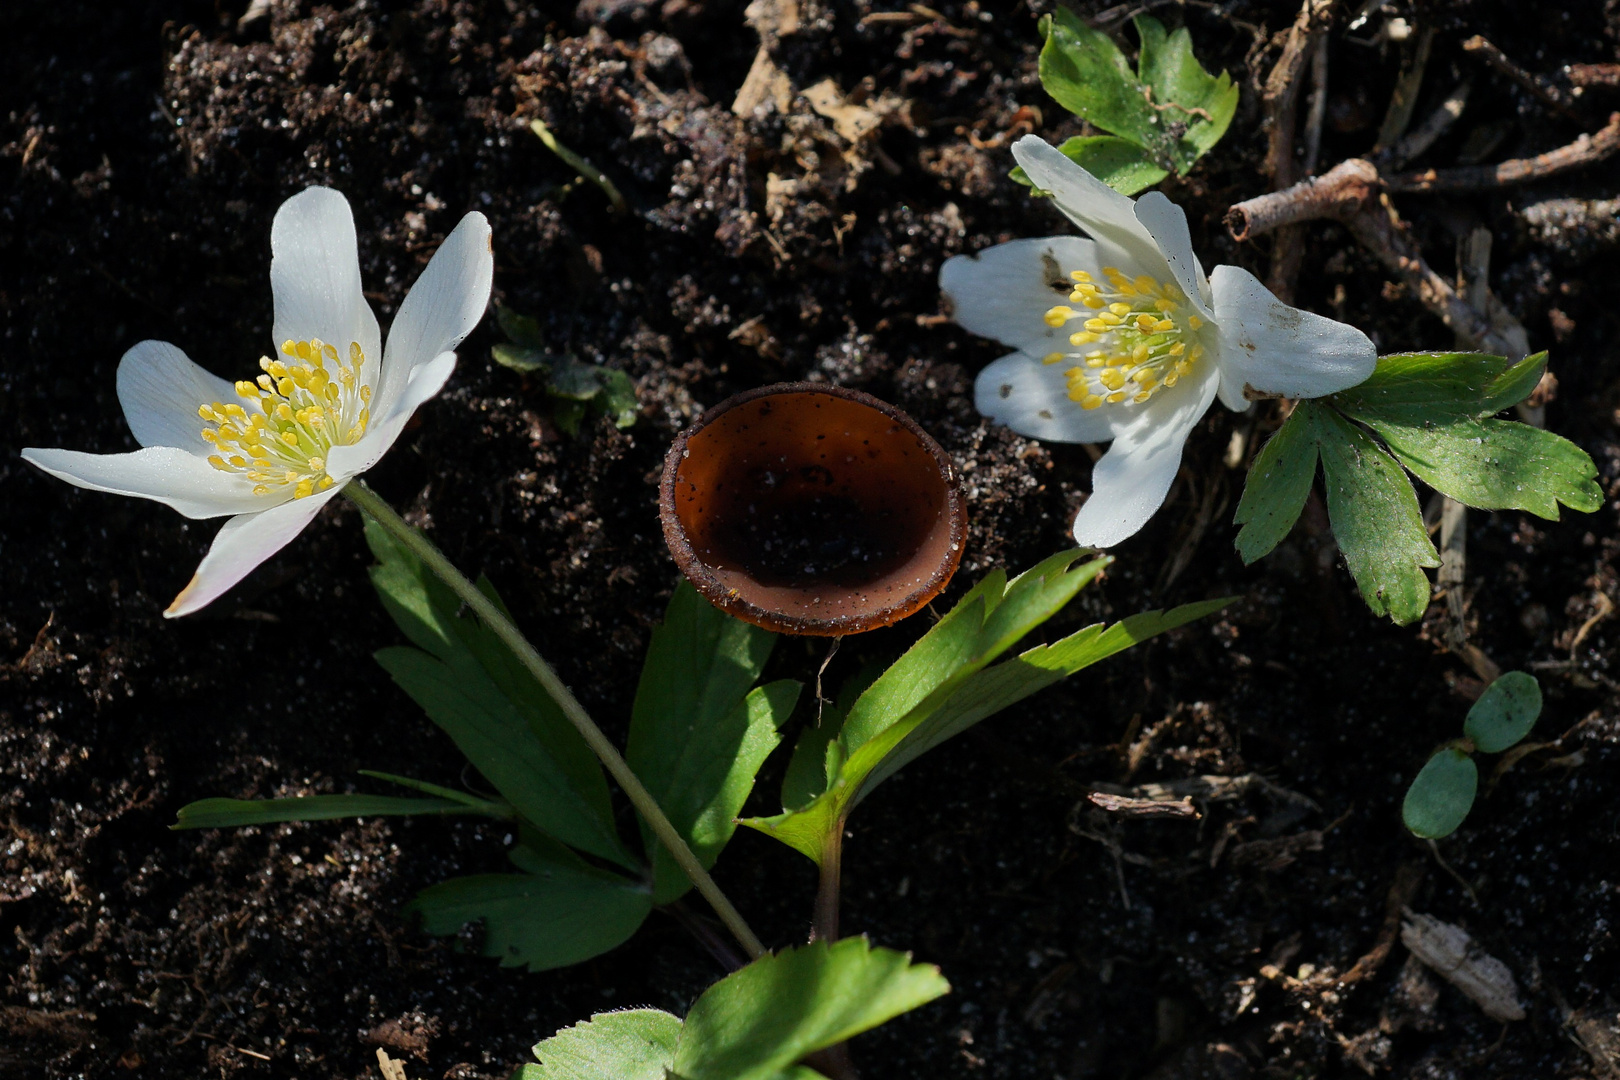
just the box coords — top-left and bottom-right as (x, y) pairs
(1233, 408), (1319, 564)
(1133, 15), (1238, 171)
(781, 666), (875, 812)
(672, 939), (949, 1080)
(628, 581), (794, 902)
(1402, 748), (1478, 840)
(1011, 136), (1168, 196)
(357, 769), (514, 813)
(548, 357), (608, 401)
(1463, 671), (1543, 753)
(492, 343), (550, 373)
(744, 560), (1226, 864)
(597, 367), (640, 428)
(1310, 403), (1438, 625)
(408, 845), (651, 972)
(1331, 351), (1547, 427)
(522, 1010), (682, 1080)
(497, 304), (545, 348)
(172, 793), (482, 830)
(364, 519), (630, 868)
(1036, 11), (1236, 178)
(1365, 417), (1601, 519)
(1039, 8), (1159, 150)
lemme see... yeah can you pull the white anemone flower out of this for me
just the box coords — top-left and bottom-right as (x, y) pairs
(941, 135), (1376, 548)
(23, 187), (493, 616)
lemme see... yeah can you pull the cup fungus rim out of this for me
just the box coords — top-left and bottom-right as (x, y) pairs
(659, 381), (967, 636)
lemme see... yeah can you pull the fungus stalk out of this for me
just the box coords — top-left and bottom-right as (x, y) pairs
(343, 479), (768, 962)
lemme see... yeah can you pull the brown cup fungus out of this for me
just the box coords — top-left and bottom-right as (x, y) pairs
(660, 383), (966, 636)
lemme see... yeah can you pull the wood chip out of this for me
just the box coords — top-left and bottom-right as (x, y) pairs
(376, 1048), (408, 1080)
(1086, 792), (1200, 818)
(1400, 910), (1525, 1022)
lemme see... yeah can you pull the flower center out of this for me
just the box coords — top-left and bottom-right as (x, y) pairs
(199, 338), (371, 499)
(1039, 267), (1205, 410)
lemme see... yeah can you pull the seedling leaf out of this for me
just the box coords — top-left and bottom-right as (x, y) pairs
(173, 793), (485, 830)
(1310, 403), (1438, 625)
(1233, 408), (1318, 564)
(1403, 748), (1478, 839)
(408, 846), (651, 972)
(1464, 671), (1543, 753)
(521, 1010), (682, 1080)
(672, 939), (949, 1080)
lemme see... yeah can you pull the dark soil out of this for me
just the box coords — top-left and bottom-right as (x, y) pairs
(4, 0), (1619, 1077)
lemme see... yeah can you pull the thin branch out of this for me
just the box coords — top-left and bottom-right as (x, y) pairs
(1301, 34), (1330, 177)
(1380, 80), (1471, 170)
(1373, 25), (1435, 152)
(1386, 111), (1620, 192)
(1260, 0), (1340, 301)
(1463, 35), (1584, 123)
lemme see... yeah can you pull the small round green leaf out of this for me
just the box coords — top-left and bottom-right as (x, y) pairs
(1463, 671), (1542, 753)
(1402, 748), (1478, 839)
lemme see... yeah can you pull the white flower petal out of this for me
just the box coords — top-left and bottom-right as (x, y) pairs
(165, 486), (343, 617)
(941, 236), (1103, 358)
(1209, 264), (1377, 411)
(1011, 135), (1161, 270)
(271, 187), (381, 382)
(116, 340), (236, 452)
(1070, 362), (1220, 547)
(376, 211), (492, 417)
(973, 351), (1122, 445)
(326, 351), (457, 479)
(1133, 192), (1214, 318)
(21, 445), (273, 519)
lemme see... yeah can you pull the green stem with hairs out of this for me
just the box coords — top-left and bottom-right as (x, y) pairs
(344, 479), (766, 961)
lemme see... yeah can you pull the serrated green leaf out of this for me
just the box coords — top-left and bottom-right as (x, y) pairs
(672, 939), (949, 1080)
(1464, 671), (1542, 753)
(364, 518), (629, 868)
(172, 793), (482, 830)
(1402, 748), (1478, 839)
(1366, 417), (1601, 519)
(497, 305), (545, 348)
(522, 1010), (681, 1080)
(1311, 403), (1438, 625)
(629, 581), (792, 902)
(1133, 15), (1238, 171)
(493, 343), (550, 373)
(1332, 351), (1547, 426)
(1011, 136), (1169, 196)
(408, 847), (651, 972)
(597, 366), (640, 428)
(1039, 9), (1159, 150)
(1233, 409), (1319, 564)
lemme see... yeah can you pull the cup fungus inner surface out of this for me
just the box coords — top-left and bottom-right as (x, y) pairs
(662, 384), (964, 635)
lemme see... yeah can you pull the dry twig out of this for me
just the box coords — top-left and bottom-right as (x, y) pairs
(1386, 112), (1620, 192)
(1260, 0), (1340, 301)
(1464, 35), (1583, 123)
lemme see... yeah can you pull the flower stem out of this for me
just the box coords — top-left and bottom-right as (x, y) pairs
(343, 480), (767, 961)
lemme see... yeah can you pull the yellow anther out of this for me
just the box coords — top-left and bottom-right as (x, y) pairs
(252, 484), (270, 495)
(1131, 368), (1157, 386)
(1070, 331), (1100, 346)
(322, 343), (339, 363)
(198, 404), (218, 421)
(1133, 391), (1153, 403)
(1154, 298), (1178, 313)
(207, 455), (227, 470)
(1082, 296), (1106, 309)
(289, 367), (311, 388)
(1043, 352), (1065, 365)
(1044, 305), (1075, 327)
(1070, 270), (1092, 283)
(223, 404), (247, 420)
(1135, 314), (1157, 333)
(1169, 342), (1186, 356)
(280, 340), (297, 356)
(275, 403), (294, 421)
(228, 455), (247, 468)
(1106, 391), (1127, 403)
(257, 374), (274, 391)
(359, 385), (371, 403)
(1188, 315), (1204, 330)
(1153, 318), (1175, 333)
(1085, 355), (1107, 368)
(200, 429), (219, 443)
(1099, 369), (1126, 391)
(350, 342), (364, 367)
(294, 479), (315, 499)
(294, 341), (313, 361)
(248, 445), (270, 458)
(318, 476), (335, 490)
(1108, 302), (1133, 317)
(1081, 393), (1104, 410)
(235, 380), (258, 397)
(266, 360), (288, 379)
(1135, 275), (1158, 294)
(280, 431), (299, 447)
(277, 377), (295, 397)
(1164, 372), (1179, 387)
